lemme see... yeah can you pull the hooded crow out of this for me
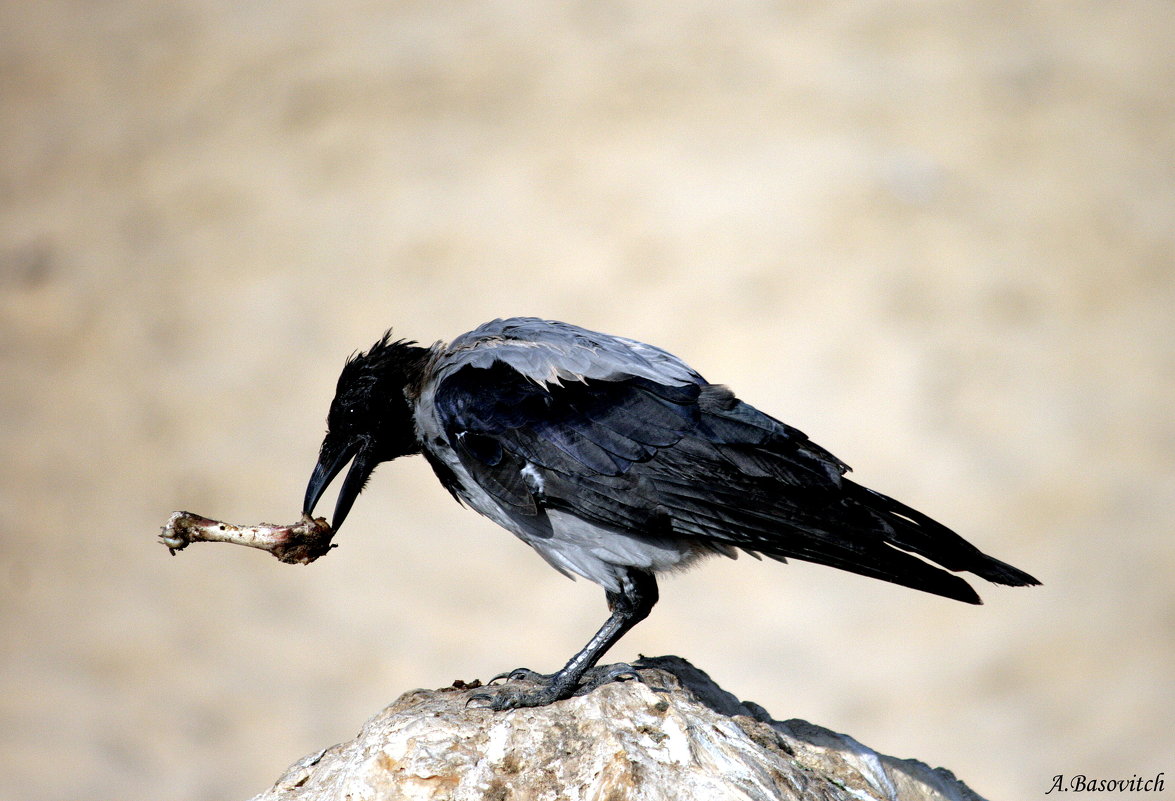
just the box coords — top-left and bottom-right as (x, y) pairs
(304, 317), (1039, 709)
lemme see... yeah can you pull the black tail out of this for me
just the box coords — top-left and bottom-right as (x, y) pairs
(851, 481), (1042, 589)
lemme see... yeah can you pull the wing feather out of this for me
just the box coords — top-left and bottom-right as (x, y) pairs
(423, 319), (1032, 603)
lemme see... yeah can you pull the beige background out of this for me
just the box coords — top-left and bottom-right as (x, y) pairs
(2, 2), (1172, 799)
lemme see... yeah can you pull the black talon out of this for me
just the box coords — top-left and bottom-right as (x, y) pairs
(488, 667), (547, 685)
(465, 692), (497, 709)
(596, 663), (643, 684)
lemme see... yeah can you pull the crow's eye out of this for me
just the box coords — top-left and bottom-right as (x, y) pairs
(329, 403), (359, 429)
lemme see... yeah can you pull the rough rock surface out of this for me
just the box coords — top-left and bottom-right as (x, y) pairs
(250, 656), (986, 801)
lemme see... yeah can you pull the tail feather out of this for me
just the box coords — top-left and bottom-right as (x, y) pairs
(851, 481), (1041, 588)
(966, 553), (1042, 587)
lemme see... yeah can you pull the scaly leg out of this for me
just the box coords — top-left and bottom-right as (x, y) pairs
(471, 569), (659, 710)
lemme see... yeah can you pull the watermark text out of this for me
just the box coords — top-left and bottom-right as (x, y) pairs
(1047, 772), (1164, 794)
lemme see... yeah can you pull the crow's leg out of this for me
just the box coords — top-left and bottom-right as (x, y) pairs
(471, 569), (658, 710)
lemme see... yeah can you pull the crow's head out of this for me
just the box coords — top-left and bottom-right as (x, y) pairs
(303, 332), (430, 532)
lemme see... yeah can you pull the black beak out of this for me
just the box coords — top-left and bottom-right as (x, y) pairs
(303, 437), (373, 533)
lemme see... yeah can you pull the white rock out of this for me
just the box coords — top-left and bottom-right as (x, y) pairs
(250, 656), (987, 801)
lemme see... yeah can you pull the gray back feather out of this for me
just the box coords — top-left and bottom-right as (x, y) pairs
(436, 318), (703, 388)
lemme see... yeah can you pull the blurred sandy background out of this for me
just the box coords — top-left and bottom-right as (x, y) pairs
(2, 1), (1172, 799)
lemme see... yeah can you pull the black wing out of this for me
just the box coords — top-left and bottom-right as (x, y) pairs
(432, 361), (1038, 603)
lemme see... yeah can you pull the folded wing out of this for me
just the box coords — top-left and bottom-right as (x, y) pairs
(427, 320), (1039, 604)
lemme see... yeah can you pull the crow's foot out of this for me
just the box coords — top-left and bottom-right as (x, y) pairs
(467, 662), (644, 710)
(467, 681), (567, 710)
